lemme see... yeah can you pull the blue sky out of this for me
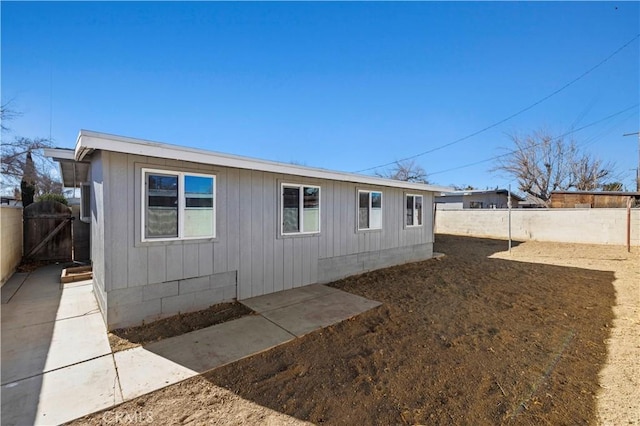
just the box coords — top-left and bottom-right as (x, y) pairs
(2, 1), (639, 191)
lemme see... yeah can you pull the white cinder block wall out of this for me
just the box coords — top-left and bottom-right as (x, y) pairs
(435, 208), (640, 246)
(1, 206), (23, 286)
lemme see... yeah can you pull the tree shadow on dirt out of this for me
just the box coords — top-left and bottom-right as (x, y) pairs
(204, 235), (616, 425)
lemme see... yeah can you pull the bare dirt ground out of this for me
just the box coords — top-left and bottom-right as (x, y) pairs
(70, 235), (639, 425)
(108, 302), (253, 352)
(490, 238), (639, 425)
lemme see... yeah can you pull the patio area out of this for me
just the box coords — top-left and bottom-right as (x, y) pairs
(0, 265), (380, 425)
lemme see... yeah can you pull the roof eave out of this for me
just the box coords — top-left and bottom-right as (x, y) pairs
(43, 147), (91, 187)
(75, 130), (453, 193)
(43, 147), (76, 161)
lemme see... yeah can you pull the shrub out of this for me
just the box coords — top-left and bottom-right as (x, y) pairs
(37, 193), (68, 205)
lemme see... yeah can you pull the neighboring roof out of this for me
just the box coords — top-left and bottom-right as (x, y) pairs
(551, 190), (640, 196)
(437, 189), (524, 201)
(43, 147), (90, 188)
(519, 193), (547, 206)
(72, 130), (452, 193)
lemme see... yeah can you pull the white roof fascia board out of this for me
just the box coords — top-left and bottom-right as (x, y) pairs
(43, 147), (76, 161)
(75, 130), (452, 193)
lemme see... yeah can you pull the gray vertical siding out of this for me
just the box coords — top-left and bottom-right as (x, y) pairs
(95, 152), (434, 329)
(89, 151), (107, 320)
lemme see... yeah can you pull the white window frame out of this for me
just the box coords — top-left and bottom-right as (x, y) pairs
(357, 189), (383, 231)
(405, 193), (424, 228)
(280, 183), (321, 236)
(141, 168), (216, 242)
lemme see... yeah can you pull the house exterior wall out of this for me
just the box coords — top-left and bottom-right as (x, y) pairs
(436, 193), (513, 209)
(1, 206), (23, 286)
(462, 193), (510, 209)
(91, 151), (434, 329)
(435, 195), (463, 210)
(89, 151), (108, 320)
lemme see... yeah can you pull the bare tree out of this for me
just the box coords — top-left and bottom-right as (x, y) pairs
(1, 101), (21, 132)
(571, 153), (615, 191)
(1, 102), (61, 198)
(375, 159), (429, 183)
(2, 136), (61, 199)
(492, 130), (616, 204)
(2, 137), (53, 180)
(451, 184), (476, 191)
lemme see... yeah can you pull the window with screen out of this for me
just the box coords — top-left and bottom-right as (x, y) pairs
(406, 194), (423, 227)
(281, 183), (320, 235)
(142, 169), (215, 241)
(358, 190), (382, 230)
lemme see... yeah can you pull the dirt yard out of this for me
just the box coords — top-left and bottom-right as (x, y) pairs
(70, 235), (639, 425)
(108, 302), (253, 352)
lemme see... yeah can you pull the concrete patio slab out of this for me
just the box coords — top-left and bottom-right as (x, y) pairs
(258, 289), (382, 337)
(7, 265), (64, 304)
(114, 347), (198, 400)
(1, 282), (99, 331)
(1, 272), (29, 304)
(1, 354), (122, 426)
(141, 315), (296, 374)
(241, 284), (341, 313)
(1, 311), (112, 385)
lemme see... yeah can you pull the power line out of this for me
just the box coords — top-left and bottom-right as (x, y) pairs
(428, 104), (639, 176)
(579, 109), (637, 149)
(355, 33), (640, 174)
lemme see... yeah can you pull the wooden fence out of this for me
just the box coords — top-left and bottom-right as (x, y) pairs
(23, 201), (73, 262)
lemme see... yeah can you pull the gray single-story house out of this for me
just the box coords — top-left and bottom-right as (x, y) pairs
(48, 130), (450, 330)
(435, 189), (523, 210)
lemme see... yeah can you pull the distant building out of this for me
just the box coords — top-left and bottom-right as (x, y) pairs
(517, 193), (548, 209)
(435, 189), (523, 210)
(550, 191), (640, 208)
(0, 196), (22, 207)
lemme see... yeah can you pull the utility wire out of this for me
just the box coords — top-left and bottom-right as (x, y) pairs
(579, 109), (637, 149)
(428, 104), (639, 176)
(355, 33), (640, 174)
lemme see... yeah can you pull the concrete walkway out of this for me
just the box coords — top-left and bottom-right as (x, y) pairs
(1, 267), (380, 425)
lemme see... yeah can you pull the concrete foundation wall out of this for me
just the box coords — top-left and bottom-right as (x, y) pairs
(318, 243), (433, 283)
(1, 206), (23, 286)
(106, 271), (236, 329)
(435, 208), (640, 246)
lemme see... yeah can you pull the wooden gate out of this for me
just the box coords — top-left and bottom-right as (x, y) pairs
(23, 201), (73, 262)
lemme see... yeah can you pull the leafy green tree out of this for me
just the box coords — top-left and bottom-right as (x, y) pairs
(600, 182), (624, 191)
